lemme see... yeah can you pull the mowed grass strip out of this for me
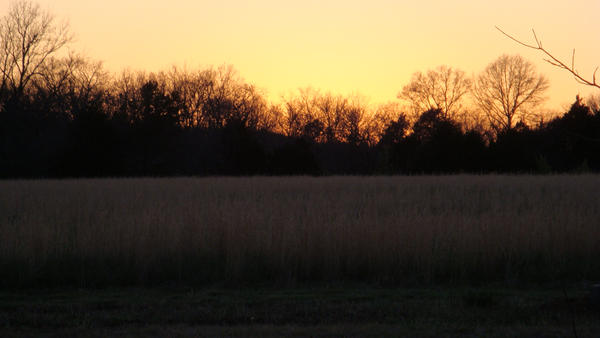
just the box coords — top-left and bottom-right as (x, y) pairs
(1, 175), (599, 287)
(1, 287), (599, 337)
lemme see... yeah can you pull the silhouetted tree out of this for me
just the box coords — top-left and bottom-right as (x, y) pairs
(139, 80), (178, 123)
(370, 102), (405, 143)
(0, 0), (71, 107)
(6, 3), (600, 178)
(462, 129), (489, 172)
(280, 88), (337, 142)
(0, 0), (78, 178)
(312, 89), (343, 142)
(280, 89), (377, 145)
(412, 108), (447, 142)
(33, 53), (107, 120)
(110, 70), (150, 123)
(411, 109), (466, 172)
(60, 104), (116, 177)
(399, 66), (471, 120)
(343, 95), (376, 146)
(198, 65), (268, 129)
(302, 118), (325, 141)
(473, 55), (549, 132)
(541, 96), (600, 171)
(586, 94), (600, 115)
(221, 120), (267, 175)
(270, 138), (320, 175)
(163, 66), (205, 128)
(377, 114), (411, 172)
(379, 114), (410, 145)
(490, 121), (540, 172)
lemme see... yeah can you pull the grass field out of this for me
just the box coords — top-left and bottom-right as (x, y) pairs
(2, 175), (600, 336)
(1, 286), (599, 337)
(1, 175), (600, 287)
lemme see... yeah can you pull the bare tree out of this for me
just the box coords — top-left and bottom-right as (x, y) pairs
(199, 65), (268, 129)
(586, 93), (600, 114)
(398, 65), (471, 119)
(165, 66), (209, 128)
(497, 27), (600, 90)
(339, 94), (371, 145)
(279, 95), (308, 138)
(279, 89), (378, 144)
(369, 102), (405, 143)
(280, 88), (338, 142)
(473, 54), (549, 131)
(109, 69), (144, 122)
(34, 52), (107, 117)
(0, 0), (72, 103)
(314, 91), (347, 142)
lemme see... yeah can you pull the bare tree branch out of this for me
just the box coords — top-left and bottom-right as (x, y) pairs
(0, 0), (72, 103)
(496, 26), (600, 90)
(398, 66), (471, 120)
(473, 54), (549, 132)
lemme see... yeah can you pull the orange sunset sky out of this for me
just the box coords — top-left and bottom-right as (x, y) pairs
(5, 0), (600, 111)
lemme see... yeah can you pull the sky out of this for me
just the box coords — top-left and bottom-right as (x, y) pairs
(6, 0), (600, 112)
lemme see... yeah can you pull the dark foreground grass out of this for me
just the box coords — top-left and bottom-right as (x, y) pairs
(2, 176), (600, 288)
(1, 286), (599, 337)
(2, 177), (600, 335)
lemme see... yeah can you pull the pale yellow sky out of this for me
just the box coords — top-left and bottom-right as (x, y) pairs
(6, 0), (600, 111)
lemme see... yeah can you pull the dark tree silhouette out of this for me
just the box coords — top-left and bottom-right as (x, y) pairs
(0, 0), (71, 106)
(399, 66), (471, 120)
(380, 114), (410, 146)
(410, 109), (467, 172)
(490, 121), (539, 172)
(270, 138), (320, 175)
(473, 55), (549, 132)
(541, 96), (600, 171)
(5, 1), (600, 177)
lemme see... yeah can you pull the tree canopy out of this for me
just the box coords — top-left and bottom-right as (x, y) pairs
(2, 1), (600, 177)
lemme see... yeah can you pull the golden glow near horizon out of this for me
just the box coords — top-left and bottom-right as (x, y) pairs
(7, 0), (600, 111)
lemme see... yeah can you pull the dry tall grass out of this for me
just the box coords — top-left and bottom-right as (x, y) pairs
(1, 176), (599, 287)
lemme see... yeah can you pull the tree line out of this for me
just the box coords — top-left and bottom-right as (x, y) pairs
(1, 0), (599, 178)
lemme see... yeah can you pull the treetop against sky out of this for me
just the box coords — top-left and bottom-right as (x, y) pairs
(3, 0), (600, 110)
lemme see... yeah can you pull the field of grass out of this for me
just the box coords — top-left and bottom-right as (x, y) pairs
(1, 175), (600, 288)
(2, 286), (599, 337)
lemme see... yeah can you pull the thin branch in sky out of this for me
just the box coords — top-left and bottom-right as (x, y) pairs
(496, 26), (600, 90)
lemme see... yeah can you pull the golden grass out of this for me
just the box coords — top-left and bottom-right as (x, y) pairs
(1, 175), (599, 287)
